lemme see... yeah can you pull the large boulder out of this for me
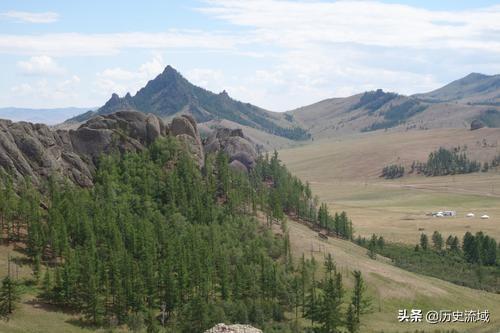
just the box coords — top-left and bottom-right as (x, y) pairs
(204, 127), (258, 172)
(204, 324), (263, 333)
(170, 115), (204, 167)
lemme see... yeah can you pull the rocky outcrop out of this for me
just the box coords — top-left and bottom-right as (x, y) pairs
(170, 115), (204, 167)
(0, 111), (169, 187)
(204, 323), (263, 333)
(204, 128), (258, 172)
(0, 111), (257, 187)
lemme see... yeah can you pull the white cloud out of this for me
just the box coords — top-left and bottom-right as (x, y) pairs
(0, 11), (59, 23)
(0, 30), (237, 56)
(187, 0), (500, 110)
(95, 54), (166, 97)
(3, 0), (500, 111)
(17, 55), (66, 76)
(10, 75), (82, 107)
(185, 68), (225, 93)
(200, 1), (500, 53)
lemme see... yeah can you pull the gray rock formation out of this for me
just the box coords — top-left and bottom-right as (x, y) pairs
(204, 323), (263, 333)
(0, 111), (170, 187)
(204, 128), (257, 172)
(170, 114), (204, 167)
(0, 111), (256, 187)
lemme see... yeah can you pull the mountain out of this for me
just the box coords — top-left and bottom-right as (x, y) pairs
(289, 73), (500, 139)
(68, 66), (310, 141)
(0, 107), (94, 125)
(414, 72), (500, 104)
(68, 71), (500, 141)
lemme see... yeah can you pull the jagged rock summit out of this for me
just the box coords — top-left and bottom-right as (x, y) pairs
(204, 323), (263, 333)
(66, 65), (311, 141)
(0, 111), (255, 187)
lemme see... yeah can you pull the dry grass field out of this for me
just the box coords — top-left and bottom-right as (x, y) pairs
(278, 128), (500, 332)
(278, 218), (500, 333)
(280, 128), (500, 243)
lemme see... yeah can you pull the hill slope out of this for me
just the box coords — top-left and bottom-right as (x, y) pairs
(414, 72), (500, 105)
(68, 66), (310, 141)
(289, 73), (500, 139)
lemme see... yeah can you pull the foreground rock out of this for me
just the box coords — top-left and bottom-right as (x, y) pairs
(204, 127), (257, 173)
(0, 111), (256, 187)
(204, 323), (263, 333)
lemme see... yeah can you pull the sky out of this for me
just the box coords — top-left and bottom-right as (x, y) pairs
(1, 0), (500, 112)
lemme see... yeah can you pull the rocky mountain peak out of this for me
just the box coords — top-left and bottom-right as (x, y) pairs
(66, 66), (310, 141)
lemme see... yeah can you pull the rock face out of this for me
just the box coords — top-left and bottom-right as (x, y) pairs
(204, 128), (258, 173)
(0, 111), (256, 187)
(169, 114), (204, 167)
(204, 323), (263, 333)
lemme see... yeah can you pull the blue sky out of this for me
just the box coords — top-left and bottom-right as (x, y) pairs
(1, 0), (500, 111)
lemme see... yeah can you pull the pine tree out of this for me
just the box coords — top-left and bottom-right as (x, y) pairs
(0, 276), (20, 317)
(367, 234), (377, 259)
(350, 270), (371, 331)
(346, 303), (358, 333)
(420, 233), (429, 250)
(431, 231), (443, 251)
(317, 272), (344, 333)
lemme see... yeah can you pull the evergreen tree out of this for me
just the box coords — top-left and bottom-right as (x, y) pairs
(431, 231), (443, 251)
(0, 276), (20, 317)
(420, 233), (429, 250)
(351, 270), (371, 327)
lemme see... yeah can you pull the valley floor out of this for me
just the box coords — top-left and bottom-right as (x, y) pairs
(279, 128), (500, 244)
(279, 128), (500, 332)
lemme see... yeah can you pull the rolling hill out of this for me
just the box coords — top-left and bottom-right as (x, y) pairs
(64, 70), (500, 145)
(67, 66), (310, 141)
(289, 73), (500, 139)
(414, 72), (500, 105)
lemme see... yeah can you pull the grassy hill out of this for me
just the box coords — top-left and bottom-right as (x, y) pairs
(63, 71), (500, 145)
(288, 73), (500, 139)
(414, 73), (500, 105)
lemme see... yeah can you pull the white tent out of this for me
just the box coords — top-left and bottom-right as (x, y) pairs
(481, 215), (490, 219)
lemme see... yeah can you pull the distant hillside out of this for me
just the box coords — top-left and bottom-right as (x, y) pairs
(65, 71), (500, 141)
(290, 73), (500, 139)
(414, 73), (500, 105)
(0, 107), (94, 125)
(68, 66), (310, 141)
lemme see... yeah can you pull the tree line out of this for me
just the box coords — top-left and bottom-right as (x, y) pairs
(381, 147), (500, 179)
(381, 164), (405, 179)
(356, 231), (500, 292)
